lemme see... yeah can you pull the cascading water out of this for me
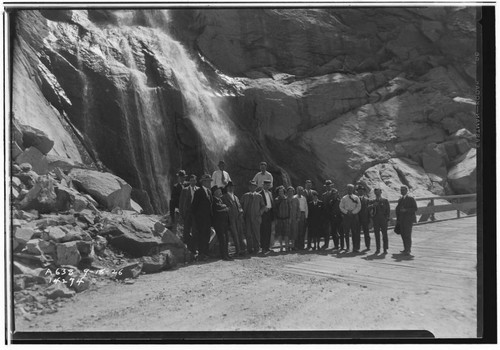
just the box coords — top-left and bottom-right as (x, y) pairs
(114, 9), (236, 159)
(97, 9), (236, 212)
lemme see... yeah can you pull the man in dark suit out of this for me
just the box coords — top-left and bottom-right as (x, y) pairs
(179, 174), (199, 254)
(222, 181), (246, 256)
(328, 188), (343, 250)
(170, 170), (186, 226)
(259, 179), (274, 254)
(321, 180), (335, 249)
(191, 174), (214, 260)
(395, 185), (418, 256)
(241, 180), (266, 254)
(307, 191), (325, 250)
(369, 187), (391, 254)
(356, 185), (371, 250)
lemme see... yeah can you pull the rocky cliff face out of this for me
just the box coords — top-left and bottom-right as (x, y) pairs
(11, 8), (478, 212)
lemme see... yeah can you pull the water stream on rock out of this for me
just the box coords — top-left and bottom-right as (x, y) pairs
(105, 10), (236, 211)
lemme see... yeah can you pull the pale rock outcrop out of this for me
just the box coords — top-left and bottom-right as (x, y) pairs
(69, 168), (132, 211)
(448, 148), (476, 194)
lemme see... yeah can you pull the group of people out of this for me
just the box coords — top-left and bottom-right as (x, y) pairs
(170, 160), (418, 261)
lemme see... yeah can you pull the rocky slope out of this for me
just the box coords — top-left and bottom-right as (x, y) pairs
(11, 8), (477, 212)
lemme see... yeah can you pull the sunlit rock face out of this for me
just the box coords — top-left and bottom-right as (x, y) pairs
(12, 8), (477, 213)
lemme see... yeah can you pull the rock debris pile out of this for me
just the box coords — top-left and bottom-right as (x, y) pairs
(10, 124), (191, 320)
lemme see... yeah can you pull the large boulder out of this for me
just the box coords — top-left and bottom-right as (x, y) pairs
(18, 123), (55, 154)
(69, 169), (133, 211)
(18, 175), (58, 213)
(140, 250), (176, 273)
(98, 212), (189, 261)
(447, 148), (476, 194)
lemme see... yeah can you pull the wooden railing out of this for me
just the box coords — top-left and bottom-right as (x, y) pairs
(388, 193), (477, 226)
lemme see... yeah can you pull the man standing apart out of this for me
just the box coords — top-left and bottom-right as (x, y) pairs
(179, 174), (198, 254)
(339, 184), (362, 252)
(369, 188), (390, 254)
(395, 185), (418, 256)
(241, 180), (266, 254)
(356, 185), (371, 251)
(259, 179), (274, 254)
(212, 160), (231, 189)
(222, 181), (247, 256)
(191, 174), (214, 260)
(253, 161), (273, 190)
(294, 186), (309, 250)
(170, 170), (187, 228)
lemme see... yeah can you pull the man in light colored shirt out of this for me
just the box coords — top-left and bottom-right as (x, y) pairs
(259, 179), (274, 253)
(294, 186), (309, 250)
(212, 160), (231, 189)
(339, 184), (362, 253)
(253, 161), (273, 190)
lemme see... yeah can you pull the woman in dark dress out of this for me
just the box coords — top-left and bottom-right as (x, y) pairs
(211, 186), (232, 261)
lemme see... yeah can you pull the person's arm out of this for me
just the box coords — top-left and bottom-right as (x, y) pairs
(258, 194), (266, 215)
(211, 171), (218, 188)
(408, 197), (418, 213)
(339, 197), (348, 215)
(227, 171), (232, 183)
(179, 189), (186, 218)
(269, 173), (274, 188)
(384, 199), (391, 219)
(191, 190), (200, 214)
(352, 196), (362, 215)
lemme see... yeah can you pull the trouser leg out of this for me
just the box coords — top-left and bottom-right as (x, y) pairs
(361, 221), (370, 249)
(381, 222), (389, 251)
(228, 219), (240, 254)
(373, 222), (381, 252)
(252, 218), (261, 251)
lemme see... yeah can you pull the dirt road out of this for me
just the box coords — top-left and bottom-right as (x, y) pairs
(14, 218), (477, 338)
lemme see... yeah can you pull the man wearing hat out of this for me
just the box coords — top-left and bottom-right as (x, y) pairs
(339, 184), (362, 252)
(222, 181), (247, 256)
(212, 160), (232, 189)
(191, 174), (214, 260)
(369, 187), (391, 254)
(259, 179), (275, 253)
(179, 174), (199, 254)
(320, 180), (335, 249)
(241, 180), (266, 254)
(356, 184), (371, 251)
(170, 170), (187, 228)
(253, 161), (273, 190)
(395, 185), (417, 256)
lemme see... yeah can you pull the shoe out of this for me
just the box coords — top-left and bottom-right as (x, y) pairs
(353, 249), (360, 253)
(264, 250), (272, 255)
(222, 256), (233, 261)
(383, 249), (388, 254)
(375, 250), (380, 254)
(400, 250), (406, 253)
(320, 245), (327, 250)
(366, 247), (371, 251)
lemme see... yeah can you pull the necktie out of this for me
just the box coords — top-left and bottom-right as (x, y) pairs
(221, 171), (226, 185)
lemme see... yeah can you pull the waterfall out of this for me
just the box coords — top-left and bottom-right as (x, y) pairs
(94, 9), (236, 212)
(115, 9), (236, 159)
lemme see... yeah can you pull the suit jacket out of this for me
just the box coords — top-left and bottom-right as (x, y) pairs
(170, 182), (185, 210)
(191, 186), (213, 227)
(241, 191), (265, 220)
(395, 195), (417, 223)
(308, 200), (325, 227)
(259, 189), (275, 220)
(179, 185), (199, 218)
(329, 196), (343, 219)
(304, 189), (314, 203)
(369, 197), (390, 221)
(358, 195), (370, 222)
(222, 192), (243, 222)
